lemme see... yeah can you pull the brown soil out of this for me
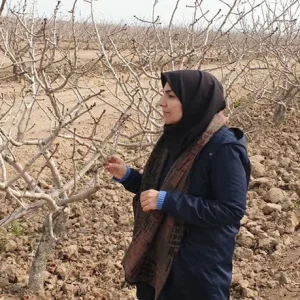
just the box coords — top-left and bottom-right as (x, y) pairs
(0, 50), (299, 300)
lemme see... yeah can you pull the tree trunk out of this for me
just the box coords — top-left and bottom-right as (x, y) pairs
(0, 0), (7, 16)
(28, 208), (70, 293)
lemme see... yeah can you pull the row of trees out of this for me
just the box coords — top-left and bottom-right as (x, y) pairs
(0, 0), (299, 295)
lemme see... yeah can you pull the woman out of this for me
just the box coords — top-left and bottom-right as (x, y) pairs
(105, 70), (251, 300)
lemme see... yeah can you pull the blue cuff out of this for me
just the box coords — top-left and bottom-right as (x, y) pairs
(113, 166), (131, 183)
(157, 191), (167, 210)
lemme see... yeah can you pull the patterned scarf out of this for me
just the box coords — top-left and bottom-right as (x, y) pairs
(122, 112), (227, 299)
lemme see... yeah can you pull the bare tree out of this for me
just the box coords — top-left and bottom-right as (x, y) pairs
(0, 0), (299, 296)
(0, 0), (152, 294)
(0, 0), (7, 16)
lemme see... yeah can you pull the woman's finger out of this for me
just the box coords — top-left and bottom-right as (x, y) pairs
(142, 203), (150, 212)
(110, 156), (123, 164)
(105, 163), (121, 175)
(142, 203), (153, 212)
(140, 193), (149, 203)
(106, 156), (118, 165)
(107, 163), (122, 170)
(140, 197), (149, 206)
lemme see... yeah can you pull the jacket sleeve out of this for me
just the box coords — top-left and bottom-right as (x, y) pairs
(119, 168), (143, 194)
(161, 144), (250, 226)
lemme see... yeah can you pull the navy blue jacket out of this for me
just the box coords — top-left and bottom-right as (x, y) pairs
(121, 126), (251, 300)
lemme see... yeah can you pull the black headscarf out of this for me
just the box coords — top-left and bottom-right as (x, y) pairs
(161, 70), (226, 160)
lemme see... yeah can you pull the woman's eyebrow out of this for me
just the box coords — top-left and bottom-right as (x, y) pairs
(164, 89), (174, 93)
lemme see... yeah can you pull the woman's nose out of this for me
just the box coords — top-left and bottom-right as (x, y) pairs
(158, 95), (167, 107)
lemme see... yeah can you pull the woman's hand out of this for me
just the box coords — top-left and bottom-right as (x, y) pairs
(140, 189), (159, 212)
(105, 156), (127, 180)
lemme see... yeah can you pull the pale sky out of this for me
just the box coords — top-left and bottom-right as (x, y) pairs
(7, 0), (298, 28)
(9, 0), (224, 24)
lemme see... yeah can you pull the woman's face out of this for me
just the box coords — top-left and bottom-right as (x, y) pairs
(159, 82), (183, 125)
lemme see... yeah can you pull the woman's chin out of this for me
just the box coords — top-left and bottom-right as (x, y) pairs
(163, 117), (180, 125)
(163, 118), (172, 125)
